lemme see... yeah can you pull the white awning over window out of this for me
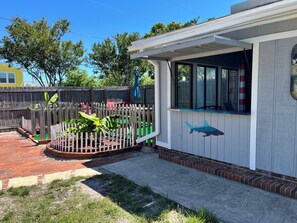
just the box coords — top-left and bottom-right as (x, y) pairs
(131, 35), (253, 61)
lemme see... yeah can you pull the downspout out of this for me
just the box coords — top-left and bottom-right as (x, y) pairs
(136, 60), (160, 143)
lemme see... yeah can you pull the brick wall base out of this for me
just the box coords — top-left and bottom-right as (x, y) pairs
(158, 147), (297, 199)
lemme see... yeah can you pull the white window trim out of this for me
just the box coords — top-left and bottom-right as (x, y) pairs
(0, 72), (16, 84)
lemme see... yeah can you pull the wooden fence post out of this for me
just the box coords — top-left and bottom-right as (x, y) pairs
(143, 86), (147, 106)
(47, 106), (51, 139)
(39, 105), (46, 140)
(90, 87), (94, 104)
(31, 109), (36, 136)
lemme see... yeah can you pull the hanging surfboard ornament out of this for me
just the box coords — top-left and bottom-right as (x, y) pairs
(290, 44), (297, 100)
(185, 120), (224, 137)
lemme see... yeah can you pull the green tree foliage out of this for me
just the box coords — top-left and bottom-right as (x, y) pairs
(89, 17), (201, 87)
(89, 32), (152, 87)
(0, 17), (84, 87)
(144, 17), (200, 38)
(140, 73), (155, 85)
(63, 69), (98, 87)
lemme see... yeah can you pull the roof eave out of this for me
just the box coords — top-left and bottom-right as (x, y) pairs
(129, 0), (297, 52)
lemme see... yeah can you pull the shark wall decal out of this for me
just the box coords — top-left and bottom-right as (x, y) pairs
(185, 120), (224, 137)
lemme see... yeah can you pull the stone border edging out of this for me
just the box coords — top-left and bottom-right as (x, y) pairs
(0, 167), (102, 190)
(158, 148), (297, 199)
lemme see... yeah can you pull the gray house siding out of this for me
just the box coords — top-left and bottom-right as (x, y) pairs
(231, 0), (281, 14)
(257, 37), (297, 177)
(156, 61), (169, 144)
(171, 111), (250, 167)
(222, 18), (297, 41)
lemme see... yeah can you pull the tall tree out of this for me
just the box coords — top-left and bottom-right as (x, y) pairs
(0, 17), (84, 87)
(89, 17), (200, 87)
(144, 17), (200, 38)
(89, 32), (151, 86)
(63, 69), (98, 87)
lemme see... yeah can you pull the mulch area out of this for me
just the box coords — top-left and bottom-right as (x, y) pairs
(159, 147), (297, 199)
(0, 131), (139, 181)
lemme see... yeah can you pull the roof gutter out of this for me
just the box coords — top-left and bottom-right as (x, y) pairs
(129, 0), (297, 52)
(136, 60), (160, 144)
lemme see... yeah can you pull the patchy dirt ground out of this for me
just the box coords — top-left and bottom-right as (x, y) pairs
(0, 175), (218, 223)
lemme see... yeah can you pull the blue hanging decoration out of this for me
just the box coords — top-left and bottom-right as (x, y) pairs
(133, 70), (141, 99)
(185, 120), (224, 137)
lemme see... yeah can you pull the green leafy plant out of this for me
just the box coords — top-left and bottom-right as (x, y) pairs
(29, 91), (58, 109)
(65, 112), (119, 134)
(44, 92), (58, 107)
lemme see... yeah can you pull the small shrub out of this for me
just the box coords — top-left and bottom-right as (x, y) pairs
(187, 208), (218, 223)
(0, 190), (4, 196)
(7, 186), (31, 197)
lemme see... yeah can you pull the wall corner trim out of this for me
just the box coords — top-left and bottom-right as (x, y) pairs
(249, 42), (260, 170)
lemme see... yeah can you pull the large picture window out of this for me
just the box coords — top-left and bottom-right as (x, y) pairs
(0, 72), (16, 84)
(174, 63), (241, 112)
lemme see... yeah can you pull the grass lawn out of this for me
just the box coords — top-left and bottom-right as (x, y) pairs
(0, 174), (218, 223)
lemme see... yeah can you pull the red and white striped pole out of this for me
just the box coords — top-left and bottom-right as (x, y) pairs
(239, 64), (246, 112)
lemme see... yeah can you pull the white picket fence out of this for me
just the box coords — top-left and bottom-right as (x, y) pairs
(50, 123), (135, 154)
(21, 103), (155, 147)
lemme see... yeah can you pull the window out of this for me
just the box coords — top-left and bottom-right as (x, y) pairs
(8, 73), (15, 83)
(196, 66), (218, 109)
(174, 63), (241, 111)
(175, 63), (192, 109)
(196, 66), (204, 108)
(0, 72), (16, 84)
(0, 73), (6, 84)
(221, 68), (239, 111)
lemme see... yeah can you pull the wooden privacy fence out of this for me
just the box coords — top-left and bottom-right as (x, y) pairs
(0, 107), (30, 128)
(0, 85), (154, 105)
(50, 123), (135, 154)
(22, 103), (155, 147)
(0, 86), (154, 128)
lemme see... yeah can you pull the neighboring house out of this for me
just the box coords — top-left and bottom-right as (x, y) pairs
(131, 0), (297, 179)
(0, 64), (23, 87)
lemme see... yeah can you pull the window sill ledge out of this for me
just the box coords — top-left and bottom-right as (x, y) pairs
(169, 108), (251, 116)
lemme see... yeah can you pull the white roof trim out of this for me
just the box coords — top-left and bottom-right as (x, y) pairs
(129, 0), (297, 52)
(130, 35), (252, 60)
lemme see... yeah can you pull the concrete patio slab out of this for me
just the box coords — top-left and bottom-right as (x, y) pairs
(102, 153), (297, 223)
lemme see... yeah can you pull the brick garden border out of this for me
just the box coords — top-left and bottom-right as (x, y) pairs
(46, 143), (142, 159)
(17, 127), (50, 145)
(158, 147), (297, 199)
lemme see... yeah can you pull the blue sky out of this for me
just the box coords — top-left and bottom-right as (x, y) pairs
(0, 0), (243, 84)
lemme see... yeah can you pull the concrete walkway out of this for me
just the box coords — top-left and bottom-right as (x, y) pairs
(102, 153), (297, 223)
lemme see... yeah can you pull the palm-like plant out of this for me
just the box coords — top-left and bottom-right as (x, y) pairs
(65, 112), (119, 134)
